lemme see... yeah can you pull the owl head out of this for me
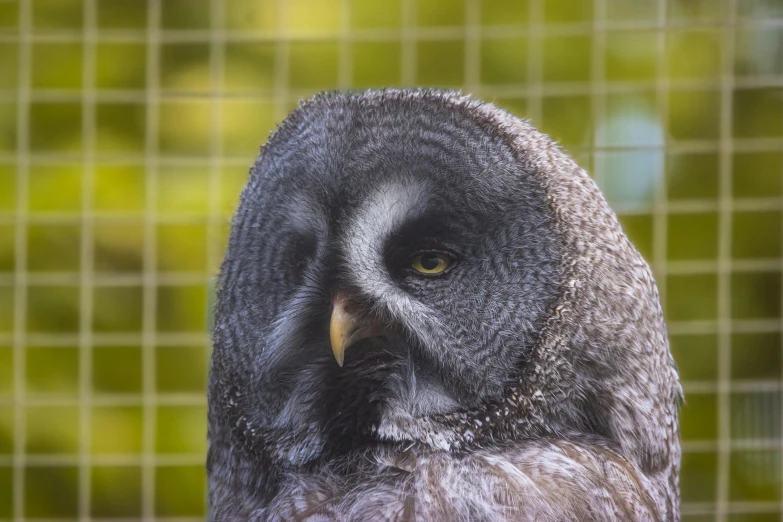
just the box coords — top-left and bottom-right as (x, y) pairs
(209, 89), (680, 484)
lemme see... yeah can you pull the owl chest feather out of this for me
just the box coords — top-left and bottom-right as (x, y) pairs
(251, 439), (667, 522)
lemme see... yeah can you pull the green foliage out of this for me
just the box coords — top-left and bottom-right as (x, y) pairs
(1, 0), (782, 518)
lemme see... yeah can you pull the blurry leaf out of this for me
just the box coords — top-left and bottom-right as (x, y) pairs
(732, 211), (782, 259)
(0, 164), (16, 211)
(416, 40), (464, 86)
(0, 348), (11, 394)
(667, 153), (719, 201)
(97, 0), (147, 29)
(156, 405), (207, 454)
(91, 406), (143, 454)
(480, 37), (528, 85)
(669, 0), (724, 20)
(351, 0), (402, 28)
(93, 346), (143, 394)
(730, 392), (782, 440)
(25, 467), (79, 517)
(733, 152), (783, 198)
(32, 0), (82, 29)
(25, 406), (80, 454)
(541, 95), (591, 147)
(32, 43), (83, 90)
(159, 101), (211, 156)
(681, 451), (717, 502)
(156, 285), (208, 332)
(220, 166), (250, 214)
(157, 224), (208, 272)
(0, 286), (12, 332)
(96, 43), (147, 90)
(0, 102), (16, 152)
(667, 213), (719, 261)
(680, 393), (718, 440)
(729, 451), (783, 502)
(671, 334), (718, 382)
(666, 274), (718, 321)
(27, 224), (81, 272)
(732, 333), (783, 381)
(224, 42), (276, 93)
(417, 0), (464, 26)
(222, 100), (277, 155)
(162, 0), (210, 29)
(727, 513), (783, 522)
(28, 164), (81, 212)
(160, 43), (211, 93)
(93, 346), (142, 394)
(606, 31), (658, 81)
(94, 165), (146, 212)
(224, 0), (277, 30)
(733, 88), (783, 138)
(0, 225), (15, 272)
(352, 41), (402, 88)
(26, 286), (80, 333)
(91, 466), (142, 517)
(668, 89), (720, 140)
(493, 97), (528, 118)
(606, 0), (657, 21)
(94, 221), (144, 272)
(93, 286), (143, 332)
(543, 0), (593, 23)
(731, 271), (782, 320)
(289, 42), (339, 90)
(0, 2), (19, 30)
(157, 345), (207, 393)
(30, 103), (82, 153)
(481, 0), (529, 25)
(158, 166), (210, 214)
(667, 30), (721, 80)
(0, 466), (10, 517)
(0, 43), (18, 89)
(0, 406), (12, 454)
(287, 0), (340, 32)
(542, 35), (591, 83)
(212, 223), (231, 272)
(26, 347), (79, 394)
(155, 465), (206, 516)
(618, 214), (653, 261)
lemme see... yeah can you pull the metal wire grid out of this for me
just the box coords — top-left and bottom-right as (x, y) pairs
(0, 0), (781, 520)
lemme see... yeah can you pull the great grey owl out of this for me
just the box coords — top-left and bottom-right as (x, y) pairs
(208, 89), (682, 521)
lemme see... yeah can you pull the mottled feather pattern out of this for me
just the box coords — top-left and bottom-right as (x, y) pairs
(208, 89), (681, 521)
(251, 440), (661, 521)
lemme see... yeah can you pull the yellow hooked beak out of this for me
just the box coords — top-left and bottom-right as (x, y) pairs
(330, 295), (380, 367)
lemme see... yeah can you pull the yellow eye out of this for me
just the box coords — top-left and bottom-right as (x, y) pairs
(411, 252), (452, 275)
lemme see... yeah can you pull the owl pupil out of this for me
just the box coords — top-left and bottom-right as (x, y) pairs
(420, 254), (441, 270)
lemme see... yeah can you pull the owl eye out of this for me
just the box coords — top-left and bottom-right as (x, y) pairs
(410, 252), (453, 275)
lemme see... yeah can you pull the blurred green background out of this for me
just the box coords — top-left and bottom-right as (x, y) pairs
(0, 0), (782, 520)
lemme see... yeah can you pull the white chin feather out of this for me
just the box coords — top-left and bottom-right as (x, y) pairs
(376, 407), (458, 452)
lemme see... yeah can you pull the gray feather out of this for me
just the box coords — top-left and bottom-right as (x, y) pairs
(207, 89), (682, 521)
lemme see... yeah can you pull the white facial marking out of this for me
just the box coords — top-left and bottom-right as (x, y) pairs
(342, 181), (428, 300)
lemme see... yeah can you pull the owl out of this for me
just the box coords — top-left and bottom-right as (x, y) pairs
(207, 89), (682, 521)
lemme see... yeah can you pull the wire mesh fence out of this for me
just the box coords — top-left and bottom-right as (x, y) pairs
(0, 0), (781, 520)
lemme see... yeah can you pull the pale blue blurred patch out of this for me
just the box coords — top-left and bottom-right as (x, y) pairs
(594, 98), (663, 211)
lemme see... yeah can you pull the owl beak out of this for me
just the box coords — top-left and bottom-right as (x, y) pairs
(330, 296), (380, 367)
